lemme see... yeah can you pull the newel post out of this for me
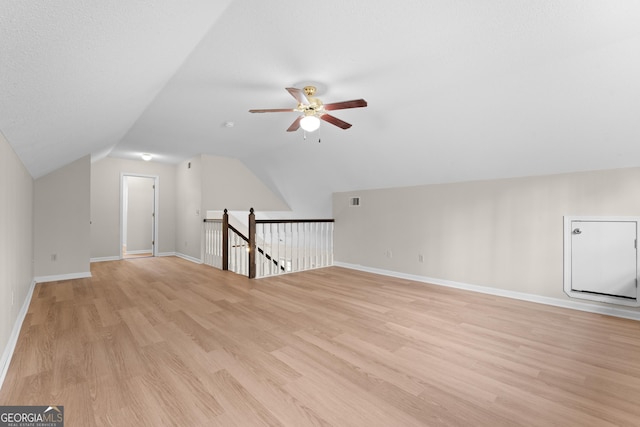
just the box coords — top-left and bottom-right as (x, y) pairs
(248, 207), (256, 278)
(222, 209), (229, 271)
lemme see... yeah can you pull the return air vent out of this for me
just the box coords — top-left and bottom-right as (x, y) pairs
(349, 197), (360, 207)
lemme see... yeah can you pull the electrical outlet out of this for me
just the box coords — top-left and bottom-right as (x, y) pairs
(51, 253), (57, 261)
(418, 254), (424, 263)
(385, 250), (393, 259)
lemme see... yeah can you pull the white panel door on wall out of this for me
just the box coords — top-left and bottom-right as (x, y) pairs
(570, 220), (637, 299)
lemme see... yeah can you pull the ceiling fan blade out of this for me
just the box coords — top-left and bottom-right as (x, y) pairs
(320, 114), (352, 130)
(287, 116), (302, 132)
(286, 87), (310, 105)
(249, 108), (296, 113)
(323, 99), (368, 111)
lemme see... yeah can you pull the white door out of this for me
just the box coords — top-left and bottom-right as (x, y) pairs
(571, 221), (637, 299)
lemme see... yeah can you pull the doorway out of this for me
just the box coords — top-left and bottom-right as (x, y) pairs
(121, 174), (158, 259)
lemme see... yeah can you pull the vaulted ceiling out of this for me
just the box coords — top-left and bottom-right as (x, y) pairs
(2, 1), (639, 216)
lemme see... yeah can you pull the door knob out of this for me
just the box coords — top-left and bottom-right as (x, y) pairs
(573, 228), (582, 235)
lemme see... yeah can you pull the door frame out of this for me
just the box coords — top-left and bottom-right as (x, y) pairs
(563, 215), (640, 307)
(120, 173), (159, 259)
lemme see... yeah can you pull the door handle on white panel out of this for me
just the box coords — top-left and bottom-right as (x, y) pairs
(573, 228), (582, 235)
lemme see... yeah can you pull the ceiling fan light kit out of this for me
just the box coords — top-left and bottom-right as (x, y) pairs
(249, 85), (367, 133)
(300, 115), (320, 132)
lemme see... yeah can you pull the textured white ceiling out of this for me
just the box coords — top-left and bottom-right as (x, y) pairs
(2, 0), (640, 216)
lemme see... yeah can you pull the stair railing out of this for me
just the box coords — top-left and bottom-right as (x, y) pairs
(203, 208), (334, 279)
(203, 218), (223, 269)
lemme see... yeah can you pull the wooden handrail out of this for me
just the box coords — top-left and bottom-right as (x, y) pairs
(256, 219), (335, 224)
(227, 224), (249, 243)
(204, 218), (334, 225)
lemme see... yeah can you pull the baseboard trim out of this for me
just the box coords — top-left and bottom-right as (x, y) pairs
(124, 249), (153, 255)
(334, 262), (640, 322)
(175, 253), (203, 264)
(34, 271), (92, 284)
(92, 253), (178, 262)
(157, 252), (176, 258)
(90, 256), (120, 263)
(0, 279), (36, 391)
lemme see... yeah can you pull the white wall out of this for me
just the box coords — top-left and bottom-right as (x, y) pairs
(333, 167), (640, 312)
(90, 157), (176, 259)
(0, 132), (34, 379)
(34, 155), (91, 279)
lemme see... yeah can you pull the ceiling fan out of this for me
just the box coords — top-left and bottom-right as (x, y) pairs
(249, 86), (367, 132)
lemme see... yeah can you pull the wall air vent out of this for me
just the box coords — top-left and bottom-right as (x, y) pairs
(349, 197), (360, 207)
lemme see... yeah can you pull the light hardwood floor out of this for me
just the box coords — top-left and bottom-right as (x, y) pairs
(2, 257), (640, 426)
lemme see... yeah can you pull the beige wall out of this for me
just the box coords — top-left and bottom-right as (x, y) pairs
(174, 154), (291, 261)
(333, 167), (640, 310)
(90, 157), (176, 259)
(125, 176), (154, 252)
(0, 132), (34, 374)
(34, 156), (91, 278)
(201, 155), (290, 212)
(93, 154), (287, 262)
(175, 156), (202, 260)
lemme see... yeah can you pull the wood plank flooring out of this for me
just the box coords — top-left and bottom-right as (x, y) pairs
(2, 257), (640, 426)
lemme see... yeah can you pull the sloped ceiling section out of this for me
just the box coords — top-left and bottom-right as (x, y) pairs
(2, 1), (640, 216)
(0, 0), (234, 178)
